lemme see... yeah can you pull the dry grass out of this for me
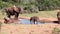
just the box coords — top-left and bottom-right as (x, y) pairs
(0, 10), (59, 19)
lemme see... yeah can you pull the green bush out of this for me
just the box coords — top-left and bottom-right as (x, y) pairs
(0, 0), (60, 13)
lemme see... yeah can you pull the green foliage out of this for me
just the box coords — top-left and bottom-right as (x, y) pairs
(0, 0), (60, 13)
(35, 0), (60, 11)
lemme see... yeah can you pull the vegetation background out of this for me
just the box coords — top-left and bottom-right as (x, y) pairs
(0, 0), (59, 19)
(0, 0), (60, 11)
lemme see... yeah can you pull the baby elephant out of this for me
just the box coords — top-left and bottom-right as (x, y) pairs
(4, 17), (13, 24)
(30, 16), (39, 24)
(57, 12), (60, 24)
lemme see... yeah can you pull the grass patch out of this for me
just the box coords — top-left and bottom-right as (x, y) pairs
(52, 27), (60, 34)
(19, 11), (57, 18)
(0, 11), (57, 19)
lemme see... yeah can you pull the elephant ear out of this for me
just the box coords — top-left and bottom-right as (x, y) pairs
(17, 6), (21, 11)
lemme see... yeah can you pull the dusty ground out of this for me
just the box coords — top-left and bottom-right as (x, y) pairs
(1, 23), (60, 34)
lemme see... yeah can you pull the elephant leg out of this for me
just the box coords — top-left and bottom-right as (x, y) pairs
(30, 19), (33, 24)
(30, 21), (33, 24)
(30, 19), (35, 24)
(14, 12), (19, 20)
(34, 21), (35, 24)
(6, 11), (11, 18)
(34, 19), (36, 24)
(58, 19), (60, 24)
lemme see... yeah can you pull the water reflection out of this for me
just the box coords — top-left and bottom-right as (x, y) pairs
(15, 19), (45, 24)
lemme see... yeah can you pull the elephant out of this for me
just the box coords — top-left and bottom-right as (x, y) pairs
(57, 12), (60, 24)
(4, 6), (21, 23)
(30, 16), (39, 24)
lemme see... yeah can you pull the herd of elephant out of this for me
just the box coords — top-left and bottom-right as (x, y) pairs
(3, 5), (60, 24)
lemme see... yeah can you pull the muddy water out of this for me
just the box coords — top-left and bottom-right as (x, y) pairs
(14, 19), (45, 24)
